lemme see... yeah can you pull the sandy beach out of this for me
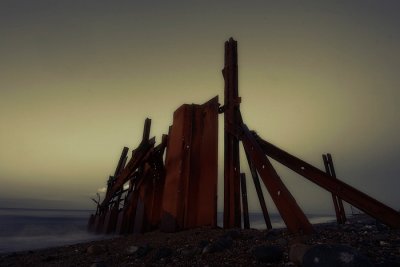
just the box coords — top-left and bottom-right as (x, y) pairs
(0, 214), (399, 266)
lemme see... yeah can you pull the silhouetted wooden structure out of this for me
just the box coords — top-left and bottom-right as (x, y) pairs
(88, 38), (400, 235)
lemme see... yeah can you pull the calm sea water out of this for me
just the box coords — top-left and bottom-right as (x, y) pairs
(0, 208), (108, 253)
(0, 208), (336, 253)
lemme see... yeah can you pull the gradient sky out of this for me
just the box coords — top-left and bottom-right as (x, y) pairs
(0, 1), (399, 215)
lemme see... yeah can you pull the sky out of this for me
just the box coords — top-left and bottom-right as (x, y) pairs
(0, 1), (399, 215)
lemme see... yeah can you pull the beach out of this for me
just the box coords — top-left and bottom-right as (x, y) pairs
(0, 214), (399, 266)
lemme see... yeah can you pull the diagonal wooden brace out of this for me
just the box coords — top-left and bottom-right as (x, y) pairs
(327, 154), (347, 223)
(244, 147), (272, 230)
(241, 123), (313, 234)
(255, 135), (400, 229)
(323, 154), (343, 224)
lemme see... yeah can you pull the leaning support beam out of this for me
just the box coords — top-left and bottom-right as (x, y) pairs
(142, 118), (151, 141)
(101, 139), (154, 209)
(240, 173), (250, 229)
(223, 38), (242, 228)
(114, 147), (129, 178)
(241, 124), (313, 234)
(256, 135), (400, 228)
(327, 154), (347, 223)
(323, 154), (343, 224)
(244, 148), (272, 230)
(107, 147), (129, 203)
(100, 118), (155, 209)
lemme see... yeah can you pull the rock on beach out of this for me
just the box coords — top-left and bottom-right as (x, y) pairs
(302, 244), (373, 267)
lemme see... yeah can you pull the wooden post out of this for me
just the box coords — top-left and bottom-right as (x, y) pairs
(327, 153), (346, 223)
(142, 118), (151, 141)
(323, 154), (342, 224)
(114, 147), (129, 178)
(255, 135), (400, 229)
(241, 123), (313, 234)
(244, 148), (273, 229)
(223, 38), (242, 228)
(240, 173), (250, 229)
(99, 118), (155, 210)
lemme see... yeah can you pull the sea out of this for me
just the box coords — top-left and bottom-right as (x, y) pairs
(0, 208), (336, 254)
(0, 208), (107, 254)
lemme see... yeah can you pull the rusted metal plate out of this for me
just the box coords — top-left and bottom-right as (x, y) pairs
(160, 105), (189, 232)
(149, 175), (164, 227)
(147, 134), (167, 228)
(115, 209), (126, 234)
(255, 134), (400, 229)
(102, 208), (118, 234)
(185, 97), (219, 228)
(94, 213), (106, 234)
(241, 123), (313, 234)
(161, 97), (218, 232)
(133, 165), (154, 233)
(121, 186), (140, 234)
(223, 38), (241, 228)
(133, 198), (145, 234)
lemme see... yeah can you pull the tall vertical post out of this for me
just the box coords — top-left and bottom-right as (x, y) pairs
(327, 153), (346, 223)
(240, 173), (250, 229)
(142, 118), (151, 142)
(323, 154), (342, 224)
(223, 38), (241, 228)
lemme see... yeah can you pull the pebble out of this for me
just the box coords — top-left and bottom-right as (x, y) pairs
(252, 245), (283, 263)
(363, 225), (374, 230)
(135, 244), (152, 258)
(90, 262), (108, 267)
(224, 229), (241, 239)
(180, 246), (200, 257)
(289, 243), (311, 265)
(202, 236), (233, 253)
(198, 240), (209, 249)
(373, 233), (390, 241)
(302, 244), (372, 267)
(87, 245), (105, 255)
(126, 246), (139, 254)
(379, 241), (389, 246)
(263, 229), (281, 241)
(276, 237), (288, 247)
(42, 255), (57, 262)
(153, 247), (172, 261)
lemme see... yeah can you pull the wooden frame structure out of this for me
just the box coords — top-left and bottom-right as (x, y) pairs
(88, 38), (400, 235)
